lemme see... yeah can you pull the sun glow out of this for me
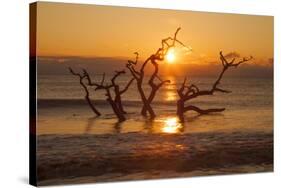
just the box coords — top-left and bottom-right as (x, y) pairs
(166, 48), (175, 63)
(162, 117), (182, 133)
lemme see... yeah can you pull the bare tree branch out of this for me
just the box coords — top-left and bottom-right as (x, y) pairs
(69, 67), (101, 116)
(84, 69), (134, 120)
(111, 70), (125, 85)
(126, 27), (188, 118)
(184, 105), (225, 114)
(120, 78), (135, 94)
(176, 51), (253, 121)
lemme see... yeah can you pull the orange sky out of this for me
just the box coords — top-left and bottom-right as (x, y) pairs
(36, 2), (273, 66)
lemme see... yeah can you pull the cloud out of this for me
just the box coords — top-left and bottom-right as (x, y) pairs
(37, 55), (273, 78)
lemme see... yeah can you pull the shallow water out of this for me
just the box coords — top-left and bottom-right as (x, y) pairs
(37, 75), (273, 135)
(37, 105), (273, 135)
(36, 75), (273, 185)
(37, 132), (273, 185)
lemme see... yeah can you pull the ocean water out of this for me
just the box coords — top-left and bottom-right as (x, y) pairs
(37, 74), (273, 135)
(36, 74), (273, 184)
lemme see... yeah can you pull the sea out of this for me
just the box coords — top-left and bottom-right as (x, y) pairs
(36, 74), (273, 185)
(37, 74), (273, 135)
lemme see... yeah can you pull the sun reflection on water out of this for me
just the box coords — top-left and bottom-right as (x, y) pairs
(164, 76), (177, 101)
(161, 117), (182, 134)
(166, 91), (176, 101)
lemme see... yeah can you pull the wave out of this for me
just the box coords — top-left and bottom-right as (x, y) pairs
(37, 99), (175, 108)
(37, 131), (273, 184)
(37, 98), (268, 109)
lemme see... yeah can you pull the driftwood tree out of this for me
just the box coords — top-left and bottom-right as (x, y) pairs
(69, 67), (101, 116)
(127, 27), (189, 118)
(84, 70), (134, 122)
(110, 71), (135, 114)
(176, 51), (253, 122)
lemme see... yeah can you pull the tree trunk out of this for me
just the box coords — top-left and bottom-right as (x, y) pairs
(176, 99), (184, 122)
(136, 83), (154, 117)
(115, 95), (126, 114)
(141, 101), (155, 117)
(80, 77), (101, 116)
(107, 98), (126, 122)
(85, 95), (101, 116)
(141, 103), (155, 118)
(141, 88), (158, 117)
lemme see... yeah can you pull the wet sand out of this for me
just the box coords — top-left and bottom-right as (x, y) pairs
(37, 131), (273, 186)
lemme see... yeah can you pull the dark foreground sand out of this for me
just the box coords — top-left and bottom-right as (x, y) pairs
(37, 131), (273, 186)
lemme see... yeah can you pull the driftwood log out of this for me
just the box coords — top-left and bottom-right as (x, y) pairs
(176, 51), (253, 122)
(69, 67), (101, 116)
(126, 27), (189, 118)
(69, 28), (252, 124)
(83, 69), (134, 122)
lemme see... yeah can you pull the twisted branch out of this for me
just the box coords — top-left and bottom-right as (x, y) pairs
(126, 27), (189, 118)
(177, 51), (253, 121)
(84, 69), (134, 121)
(69, 67), (101, 116)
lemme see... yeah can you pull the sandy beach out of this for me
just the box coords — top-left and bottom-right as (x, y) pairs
(37, 131), (273, 186)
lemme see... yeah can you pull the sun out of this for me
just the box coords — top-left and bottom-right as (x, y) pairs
(166, 48), (175, 63)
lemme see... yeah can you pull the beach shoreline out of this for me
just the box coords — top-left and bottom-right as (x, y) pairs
(37, 131), (273, 186)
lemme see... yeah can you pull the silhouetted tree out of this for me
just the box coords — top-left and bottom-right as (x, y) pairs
(69, 67), (101, 116)
(83, 69), (134, 122)
(110, 71), (134, 114)
(176, 51), (253, 122)
(126, 27), (189, 118)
